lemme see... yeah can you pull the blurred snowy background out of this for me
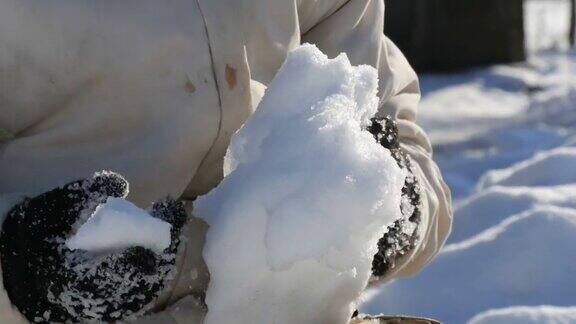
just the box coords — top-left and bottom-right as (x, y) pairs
(360, 0), (576, 323)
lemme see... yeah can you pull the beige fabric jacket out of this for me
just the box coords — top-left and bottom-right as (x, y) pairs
(0, 0), (452, 322)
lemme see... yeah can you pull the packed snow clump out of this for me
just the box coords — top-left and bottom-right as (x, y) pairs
(66, 197), (172, 254)
(195, 44), (405, 324)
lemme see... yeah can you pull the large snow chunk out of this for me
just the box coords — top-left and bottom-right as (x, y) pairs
(195, 44), (405, 324)
(66, 197), (172, 254)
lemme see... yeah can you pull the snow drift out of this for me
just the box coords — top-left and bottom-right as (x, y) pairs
(468, 305), (576, 324)
(195, 44), (405, 324)
(362, 204), (576, 324)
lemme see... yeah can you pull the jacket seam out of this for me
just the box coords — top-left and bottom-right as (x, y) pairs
(300, 0), (353, 35)
(193, 0), (224, 175)
(164, 0), (220, 305)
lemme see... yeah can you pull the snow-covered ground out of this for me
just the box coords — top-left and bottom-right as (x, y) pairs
(360, 1), (576, 323)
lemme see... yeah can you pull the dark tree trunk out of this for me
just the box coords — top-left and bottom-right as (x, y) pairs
(385, 0), (525, 72)
(570, 0), (576, 47)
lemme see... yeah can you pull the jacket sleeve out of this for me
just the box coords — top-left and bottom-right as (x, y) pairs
(300, 0), (453, 281)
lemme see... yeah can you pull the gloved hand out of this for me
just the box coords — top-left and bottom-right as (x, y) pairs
(0, 171), (187, 323)
(366, 116), (422, 278)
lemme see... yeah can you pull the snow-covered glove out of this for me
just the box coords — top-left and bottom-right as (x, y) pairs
(0, 171), (186, 323)
(366, 116), (422, 277)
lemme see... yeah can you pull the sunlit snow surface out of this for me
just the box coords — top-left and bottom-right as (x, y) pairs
(468, 306), (576, 324)
(361, 2), (576, 323)
(195, 44), (405, 324)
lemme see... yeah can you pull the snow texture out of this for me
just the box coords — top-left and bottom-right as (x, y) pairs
(195, 44), (405, 324)
(360, 2), (576, 322)
(66, 197), (171, 254)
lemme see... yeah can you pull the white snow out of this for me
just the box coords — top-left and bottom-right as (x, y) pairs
(478, 147), (576, 189)
(195, 44), (405, 324)
(66, 197), (172, 254)
(360, 2), (576, 322)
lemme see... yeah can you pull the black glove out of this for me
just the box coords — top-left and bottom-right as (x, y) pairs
(366, 116), (422, 277)
(0, 171), (187, 323)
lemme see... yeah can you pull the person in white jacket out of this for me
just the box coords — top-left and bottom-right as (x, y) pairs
(0, 0), (452, 323)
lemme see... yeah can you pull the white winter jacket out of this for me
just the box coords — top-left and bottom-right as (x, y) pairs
(0, 0), (452, 322)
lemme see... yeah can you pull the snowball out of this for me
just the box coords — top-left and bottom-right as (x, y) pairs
(195, 44), (405, 324)
(66, 197), (172, 254)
